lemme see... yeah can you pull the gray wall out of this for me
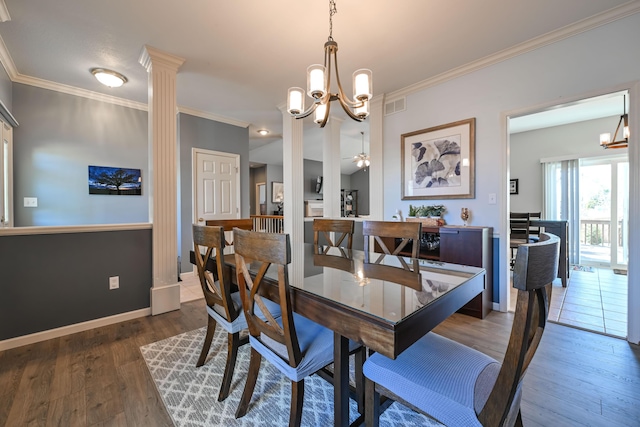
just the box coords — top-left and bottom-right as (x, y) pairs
(0, 228), (152, 340)
(178, 112), (249, 274)
(0, 65), (12, 114)
(12, 84), (149, 226)
(510, 115), (624, 213)
(349, 167), (370, 216)
(266, 164), (283, 214)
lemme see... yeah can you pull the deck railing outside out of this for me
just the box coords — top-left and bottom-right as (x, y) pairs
(251, 215), (284, 233)
(579, 219), (623, 247)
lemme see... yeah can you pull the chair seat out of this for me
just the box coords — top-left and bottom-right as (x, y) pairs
(207, 290), (282, 334)
(251, 313), (360, 382)
(363, 333), (500, 427)
(509, 238), (529, 248)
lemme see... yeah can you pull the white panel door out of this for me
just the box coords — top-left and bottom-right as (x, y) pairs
(194, 149), (239, 224)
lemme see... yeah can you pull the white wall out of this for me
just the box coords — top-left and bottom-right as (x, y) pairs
(510, 115), (625, 213)
(382, 11), (639, 340)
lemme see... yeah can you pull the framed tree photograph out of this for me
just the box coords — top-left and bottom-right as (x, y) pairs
(401, 118), (475, 200)
(88, 165), (142, 195)
(510, 178), (519, 195)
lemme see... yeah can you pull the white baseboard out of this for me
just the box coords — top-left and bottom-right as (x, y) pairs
(151, 283), (181, 315)
(0, 308), (151, 352)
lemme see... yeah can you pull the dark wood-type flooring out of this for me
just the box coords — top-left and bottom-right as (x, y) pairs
(1, 300), (639, 426)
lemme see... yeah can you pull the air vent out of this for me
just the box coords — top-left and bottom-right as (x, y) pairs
(384, 98), (406, 115)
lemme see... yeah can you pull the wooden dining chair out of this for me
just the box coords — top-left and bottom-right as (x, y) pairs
(313, 218), (355, 252)
(363, 220), (422, 262)
(192, 224), (280, 402)
(528, 212), (541, 242)
(363, 232), (560, 427)
(509, 212), (530, 268)
(205, 218), (253, 246)
(233, 228), (362, 427)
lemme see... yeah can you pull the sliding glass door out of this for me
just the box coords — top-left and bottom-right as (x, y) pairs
(579, 156), (628, 268)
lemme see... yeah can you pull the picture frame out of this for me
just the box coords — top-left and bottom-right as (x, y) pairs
(401, 118), (475, 200)
(88, 165), (142, 195)
(272, 181), (284, 203)
(510, 178), (519, 195)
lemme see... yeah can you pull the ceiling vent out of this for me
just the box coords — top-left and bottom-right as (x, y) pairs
(385, 98), (406, 115)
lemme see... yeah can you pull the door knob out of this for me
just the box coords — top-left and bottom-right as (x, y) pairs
(198, 218), (204, 222)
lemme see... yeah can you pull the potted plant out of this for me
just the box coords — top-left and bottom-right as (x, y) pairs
(408, 204), (419, 217)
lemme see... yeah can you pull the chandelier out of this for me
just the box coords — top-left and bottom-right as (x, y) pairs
(287, 0), (372, 127)
(600, 94), (629, 149)
(354, 132), (370, 168)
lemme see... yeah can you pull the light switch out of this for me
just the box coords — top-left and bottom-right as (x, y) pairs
(24, 197), (38, 207)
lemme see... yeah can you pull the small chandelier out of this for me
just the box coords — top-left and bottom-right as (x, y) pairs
(287, 0), (372, 127)
(600, 94), (629, 149)
(354, 131), (370, 168)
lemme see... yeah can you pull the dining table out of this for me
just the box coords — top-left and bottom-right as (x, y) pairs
(197, 243), (486, 426)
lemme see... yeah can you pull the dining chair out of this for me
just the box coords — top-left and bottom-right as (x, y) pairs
(313, 218), (355, 252)
(509, 212), (530, 268)
(363, 220), (422, 262)
(528, 212), (541, 242)
(205, 218), (253, 246)
(192, 224), (281, 402)
(363, 232), (560, 427)
(233, 228), (362, 427)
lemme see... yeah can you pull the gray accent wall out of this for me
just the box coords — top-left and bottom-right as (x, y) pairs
(349, 167), (370, 216)
(178, 112), (249, 274)
(12, 84), (149, 226)
(0, 228), (152, 340)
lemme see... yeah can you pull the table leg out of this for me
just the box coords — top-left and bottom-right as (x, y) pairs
(334, 332), (350, 427)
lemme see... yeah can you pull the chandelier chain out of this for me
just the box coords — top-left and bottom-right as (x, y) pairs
(328, 0), (337, 41)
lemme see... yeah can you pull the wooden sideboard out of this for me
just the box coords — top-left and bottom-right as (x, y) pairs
(376, 225), (493, 319)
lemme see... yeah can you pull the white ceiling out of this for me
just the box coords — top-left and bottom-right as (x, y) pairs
(0, 0), (634, 173)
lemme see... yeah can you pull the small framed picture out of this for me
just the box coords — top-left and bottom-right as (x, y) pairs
(509, 179), (519, 195)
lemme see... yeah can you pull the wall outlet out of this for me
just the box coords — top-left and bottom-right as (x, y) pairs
(109, 276), (119, 290)
(488, 193), (497, 205)
(24, 197), (38, 207)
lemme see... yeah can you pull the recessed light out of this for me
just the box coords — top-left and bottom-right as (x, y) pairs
(257, 129), (269, 136)
(91, 68), (128, 88)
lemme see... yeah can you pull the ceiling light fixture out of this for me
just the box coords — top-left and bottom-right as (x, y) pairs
(257, 129), (270, 136)
(354, 131), (370, 168)
(91, 68), (128, 88)
(600, 94), (629, 149)
(287, 0), (372, 127)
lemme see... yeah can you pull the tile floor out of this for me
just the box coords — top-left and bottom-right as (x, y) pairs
(510, 266), (628, 338)
(179, 273), (204, 303)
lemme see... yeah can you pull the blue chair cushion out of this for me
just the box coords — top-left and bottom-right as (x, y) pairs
(250, 313), (360, 382)
(364, 332), (500, 427)
(207, 290), (281, 334)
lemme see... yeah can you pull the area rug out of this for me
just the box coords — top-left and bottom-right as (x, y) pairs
(613, 269), (628, 276)
(571, 265), (594, 272)
(141, 327), (441, 427)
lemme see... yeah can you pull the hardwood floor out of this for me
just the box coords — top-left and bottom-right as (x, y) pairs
(1, 300), (639, 426)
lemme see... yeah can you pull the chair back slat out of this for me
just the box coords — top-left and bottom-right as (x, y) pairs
(192, 224), (240, 322)
(363, 220), (422, 260)
(205, 218), (253, 247)
(478, 232), (559, 426)
(313, 218), (355, 251)
(509, 212), (530, 244)
(234, 228), (303, 367)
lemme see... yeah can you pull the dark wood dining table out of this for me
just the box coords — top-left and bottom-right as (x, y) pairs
(196, 243), (486, 426)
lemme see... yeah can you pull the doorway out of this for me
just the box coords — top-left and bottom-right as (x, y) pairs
(192, 148), (240, 226)
(256, 182), (266, 215)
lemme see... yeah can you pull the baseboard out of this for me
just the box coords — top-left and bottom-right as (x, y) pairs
(0, 307), (151, 352)
(151, 283), (181, 315)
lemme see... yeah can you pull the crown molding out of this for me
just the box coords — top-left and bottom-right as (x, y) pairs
(0, 34), (18, 79)
(0, 0), (10, 22)
(177, 106), (250, 128)
(386, 1), (640, 103)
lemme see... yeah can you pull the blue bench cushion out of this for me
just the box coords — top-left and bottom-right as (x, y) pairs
(364, 332), (500, 427)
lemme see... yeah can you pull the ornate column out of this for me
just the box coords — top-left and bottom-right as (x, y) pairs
(281, 107), (304, 283)
(323, 116), (343, 218)
(368, 95), (385, 220)
(139, 45), (185, 315)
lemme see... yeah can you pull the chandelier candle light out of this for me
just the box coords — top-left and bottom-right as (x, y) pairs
(287, 0), (372, 127)
(600, 94), (630, 149)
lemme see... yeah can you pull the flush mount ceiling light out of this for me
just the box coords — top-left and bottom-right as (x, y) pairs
(287, 0), (372, 127)
(600, 94), (629, 149)
(256, 129), (270, 136)
(91, 68), (128, 88)
(354, 131), (370, 168)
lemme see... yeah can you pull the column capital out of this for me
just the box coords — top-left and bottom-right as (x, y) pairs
(139, 45), (185, 72)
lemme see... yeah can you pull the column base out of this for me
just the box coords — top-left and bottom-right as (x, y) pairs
(151, 283), (181, 315)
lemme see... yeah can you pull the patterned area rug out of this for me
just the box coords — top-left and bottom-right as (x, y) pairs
(141, 327), (442, 427)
